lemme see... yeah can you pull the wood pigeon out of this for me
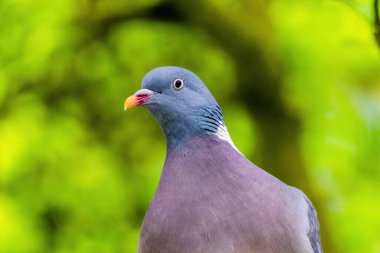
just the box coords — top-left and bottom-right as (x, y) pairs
(124, 66), (322, 253)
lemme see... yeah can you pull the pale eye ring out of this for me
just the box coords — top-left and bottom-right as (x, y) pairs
(172, 78), (184, 90)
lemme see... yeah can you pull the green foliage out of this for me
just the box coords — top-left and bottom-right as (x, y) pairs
(271, 1), (380, 252)
(0, 0), (379, 252)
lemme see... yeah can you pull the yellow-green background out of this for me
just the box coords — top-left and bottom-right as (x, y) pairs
(1, 0), (379, 252)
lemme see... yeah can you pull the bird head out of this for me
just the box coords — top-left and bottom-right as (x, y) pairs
(125, 66), (232, 148)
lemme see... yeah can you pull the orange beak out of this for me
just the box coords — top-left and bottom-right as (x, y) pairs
(124, 96), (139, 110)
(124, 89), (155, 111)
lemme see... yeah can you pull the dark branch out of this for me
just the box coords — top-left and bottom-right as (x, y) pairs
(375, 0), (380, 46)
(94, 2), (185, 38)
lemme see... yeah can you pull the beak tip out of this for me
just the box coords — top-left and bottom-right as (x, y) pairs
(124, 96), (138, 111)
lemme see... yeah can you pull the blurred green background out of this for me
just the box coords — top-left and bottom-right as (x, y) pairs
(1, 0), (379, 252)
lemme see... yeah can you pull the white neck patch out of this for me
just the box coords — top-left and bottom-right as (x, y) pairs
(198, 106), (240, 152)
(213, 122), (239, 152)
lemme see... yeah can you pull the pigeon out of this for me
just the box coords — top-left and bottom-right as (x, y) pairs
(124, 66), (322, 253)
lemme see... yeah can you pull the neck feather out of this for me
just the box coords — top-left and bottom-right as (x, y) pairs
(198, 105), (236, 149)
(161, 105), (238, 151)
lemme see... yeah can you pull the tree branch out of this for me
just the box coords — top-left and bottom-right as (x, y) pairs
(375, 0), (380, 46)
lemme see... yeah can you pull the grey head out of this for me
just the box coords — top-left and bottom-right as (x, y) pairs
(125, 66), (232, 149)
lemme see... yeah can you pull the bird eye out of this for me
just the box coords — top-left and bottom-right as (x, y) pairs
(172, 78), (184, 90)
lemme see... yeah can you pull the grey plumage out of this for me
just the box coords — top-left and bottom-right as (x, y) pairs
(138, 137), (321, 253)
(125, 66), (322, 253)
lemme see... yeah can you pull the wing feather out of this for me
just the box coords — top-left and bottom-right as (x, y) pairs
(304, 196), (323, 253)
